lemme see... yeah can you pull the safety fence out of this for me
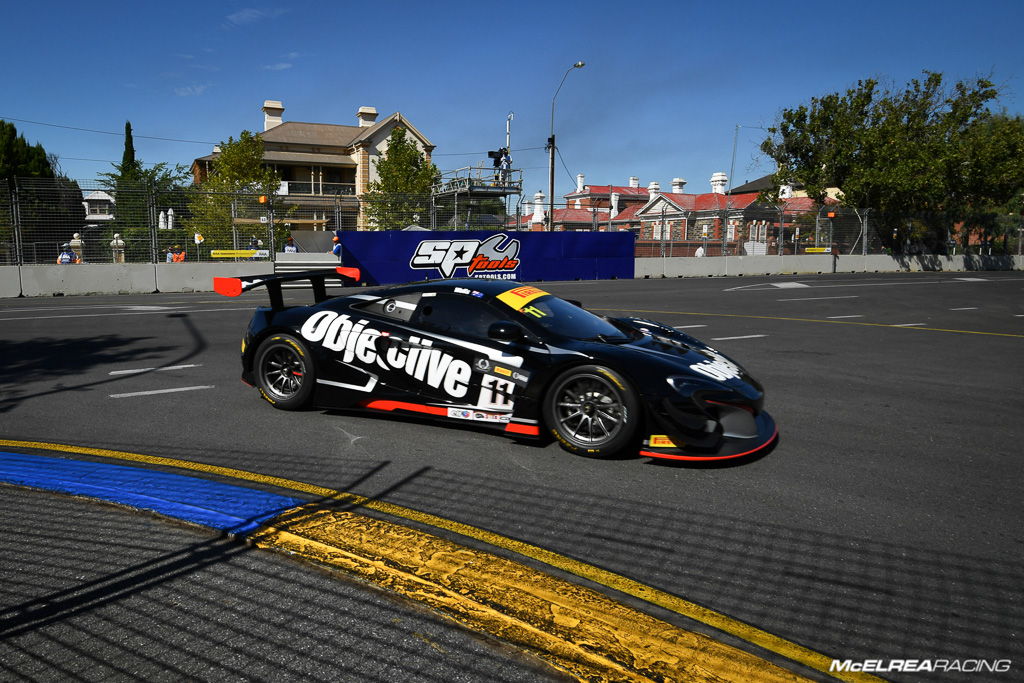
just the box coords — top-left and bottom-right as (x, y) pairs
(2, 179), (1020, 265)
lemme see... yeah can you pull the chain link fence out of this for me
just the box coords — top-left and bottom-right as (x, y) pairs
(2, 179), (1020, 265)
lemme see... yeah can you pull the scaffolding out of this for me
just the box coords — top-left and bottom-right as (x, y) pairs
(430, 166), (523, 229)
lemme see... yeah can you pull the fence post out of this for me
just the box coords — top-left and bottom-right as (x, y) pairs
(12, 179), (24, 265)
(147, 184), (158, 264)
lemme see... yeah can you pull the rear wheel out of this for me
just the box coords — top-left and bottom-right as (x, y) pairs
(254, 334), (315, 410)
(543, 365), (639, 457)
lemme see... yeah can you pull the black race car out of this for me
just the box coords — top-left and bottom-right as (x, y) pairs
(214, 269), (777, 461)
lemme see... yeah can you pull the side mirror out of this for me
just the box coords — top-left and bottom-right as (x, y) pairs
(488, 321), (523, 342)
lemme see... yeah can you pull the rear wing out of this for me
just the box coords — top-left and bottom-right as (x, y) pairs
(213, 267), (360, 310)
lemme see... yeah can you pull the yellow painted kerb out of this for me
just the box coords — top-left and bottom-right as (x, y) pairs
(1, 439), (883, 682)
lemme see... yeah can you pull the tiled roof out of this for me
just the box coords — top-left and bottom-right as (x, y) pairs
(261, 121), (364, 147)
(565, 185), (649, 198)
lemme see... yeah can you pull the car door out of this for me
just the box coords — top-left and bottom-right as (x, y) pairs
(405, 291), (529, 419)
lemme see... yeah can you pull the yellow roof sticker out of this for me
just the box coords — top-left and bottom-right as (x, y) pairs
(496, 285), (549, 310)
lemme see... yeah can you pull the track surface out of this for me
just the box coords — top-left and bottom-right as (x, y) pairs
(1, 272), (1022, 680)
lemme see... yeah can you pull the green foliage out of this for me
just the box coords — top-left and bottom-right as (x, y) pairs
(98, 121), (191, 261)
(185, 130), (282, 249)
(362, 127), (439, 230)
(760, 73), (1024, 248)
(0, 120), (54, 181)
(0, 121), (84, 257)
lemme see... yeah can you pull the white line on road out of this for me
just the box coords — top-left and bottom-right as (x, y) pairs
(949, 307), (978, 310)
(892, 323), (926, 327)
(771, 282), (811, 289)
(110, 386), (215, 399)
(108, 364), (203, 376)
(710, 335), (767, 341)
(0, 307), (255, 322)
(673, 325), (708, 329)
(827, 315), (864, 319)
(777, 295), (860, 302)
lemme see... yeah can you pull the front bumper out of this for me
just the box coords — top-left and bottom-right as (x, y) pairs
(641, 411), (778, 462)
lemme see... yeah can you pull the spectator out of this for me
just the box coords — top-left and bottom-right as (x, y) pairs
(330, 235), (343, 263)
(57, 243), (80, 264)
(283, 236), (299, 253)
(110, 233), (125, 263)
(694, 245), (705, 258)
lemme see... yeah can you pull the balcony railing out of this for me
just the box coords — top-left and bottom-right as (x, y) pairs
(279, 181), (356, 196)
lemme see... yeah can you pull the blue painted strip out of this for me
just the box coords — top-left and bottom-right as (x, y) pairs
(0, 452), (305, 534)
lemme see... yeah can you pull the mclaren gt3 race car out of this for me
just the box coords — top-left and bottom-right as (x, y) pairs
(214, 269), (777, 461)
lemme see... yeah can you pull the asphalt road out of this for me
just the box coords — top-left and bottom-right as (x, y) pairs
(1, 271), (1022, 680)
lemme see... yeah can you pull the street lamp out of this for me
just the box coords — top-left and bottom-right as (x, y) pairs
(548, 60), (585, 231)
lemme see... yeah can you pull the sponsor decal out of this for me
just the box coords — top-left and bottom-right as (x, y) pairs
(410, 233), (520, 279)
(649, 435), (678, 448)
(496, 285), (548, 311)
(447, 408), (510, 423)
(475, 358), (530, 387)
(830, 659), (1011, 674)
(689, 349), (741, 382)
(300, 311), (472, 399)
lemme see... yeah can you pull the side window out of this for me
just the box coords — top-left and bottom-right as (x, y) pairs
(412, 293), (505, 340)
(357, 293), (421, 322)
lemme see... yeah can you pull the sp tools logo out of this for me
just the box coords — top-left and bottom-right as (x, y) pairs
(410, 233), (520, 279)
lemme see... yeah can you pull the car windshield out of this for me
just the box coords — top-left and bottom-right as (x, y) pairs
(518, 295), (630, 342)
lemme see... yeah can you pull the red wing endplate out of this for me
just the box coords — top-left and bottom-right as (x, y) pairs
(213, 267), (360, 309)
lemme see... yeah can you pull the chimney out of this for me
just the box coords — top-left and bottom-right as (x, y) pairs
(611, 192), (620, 219)
(262, 100), (284, 131)
(576, 173), (585, 193)
(710, 172), (728, 195)
(532, 190), (546, 224)
(648, 181), (661, 199)
(671, 177), (686, 193)
(357, 106), (379, 127)
(628, 176), (640, 188)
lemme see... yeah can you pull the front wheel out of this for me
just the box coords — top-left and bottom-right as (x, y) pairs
(253, 334), (316, 410)
(543, 365), (639, 458)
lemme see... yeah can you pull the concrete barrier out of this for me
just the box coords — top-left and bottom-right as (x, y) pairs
(636, 254), (1022, 278)
(2, 254), (1020, 297)
(1, 263), (271, 298)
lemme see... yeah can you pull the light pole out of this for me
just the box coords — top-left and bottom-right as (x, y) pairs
(548, 61), (585, 231)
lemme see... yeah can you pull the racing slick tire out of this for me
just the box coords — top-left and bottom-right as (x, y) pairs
(253, 333), (316, 410)
(543, 365), (640, 458)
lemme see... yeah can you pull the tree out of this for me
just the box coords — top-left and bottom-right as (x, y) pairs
(1, 120), (54, 182)
(185, 130), (281, 253)
(99, 121), (190, 261)
(760, 73), (1024, 250)
(362, 127), (439, 230)
(0, 121), (84, 262)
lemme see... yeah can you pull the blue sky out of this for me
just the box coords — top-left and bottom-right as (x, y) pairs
(4, 0), (1022, 202)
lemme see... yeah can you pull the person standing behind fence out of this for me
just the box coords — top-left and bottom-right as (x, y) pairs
(57, 243), (80, 264)
(169, 244), (185, 262)
(283, 236), (299, 253)
(110, 233), (125, 263)
(330, 235), (343, 263)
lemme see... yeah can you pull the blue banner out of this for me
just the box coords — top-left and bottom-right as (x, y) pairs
(336, 231), (634, 286)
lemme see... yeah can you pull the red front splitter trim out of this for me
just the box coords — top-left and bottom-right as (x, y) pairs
(360, 400), (448, 417)
(505, 423), (540, 436)
(641, 428), (778, 462)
